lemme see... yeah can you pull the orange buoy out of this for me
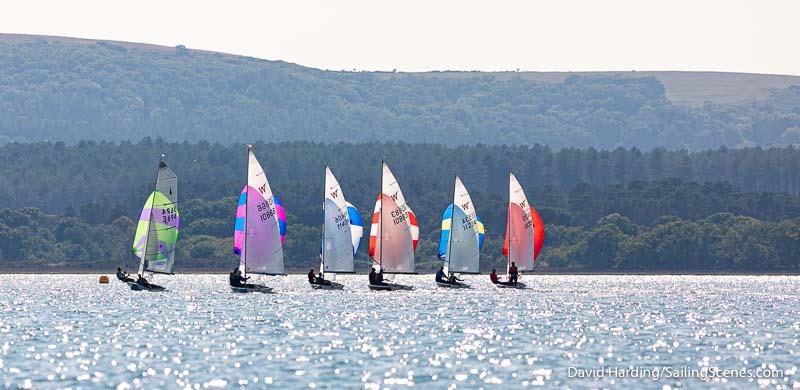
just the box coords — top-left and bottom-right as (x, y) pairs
(99, 275), (109, 284)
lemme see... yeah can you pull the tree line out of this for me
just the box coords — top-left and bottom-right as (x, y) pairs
(2, 140), (800, 216)
(0, 140), (798, 271)
(1, 38), (799, 151)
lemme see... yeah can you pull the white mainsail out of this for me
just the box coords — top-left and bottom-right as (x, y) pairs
(444, 176), (481, 274)
(506, 172), (535, 271)
(322, 166), (355, 274)
(369, 162), (417, 274)
(239, 147), (284, 275)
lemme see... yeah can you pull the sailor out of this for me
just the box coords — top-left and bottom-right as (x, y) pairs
(316, 272), (332, 286)
(368, 267), (380, 285)
(116, 267), (134, 283)
(490, 269), (511, 286)
(447, 273), (464, 286)
(435, 267), (448, 284)
(136, 274), (152, 288)
(508, 262), (519, 286)
(230, 268), (255, 288)
(307, 268), (317, 284)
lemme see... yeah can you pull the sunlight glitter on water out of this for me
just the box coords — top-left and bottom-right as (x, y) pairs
(0, 274), (798, 388)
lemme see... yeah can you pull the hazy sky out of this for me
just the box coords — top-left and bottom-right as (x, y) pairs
(2, 0), (798, 75)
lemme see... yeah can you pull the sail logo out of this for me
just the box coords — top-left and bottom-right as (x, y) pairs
(258, 184), (268, 194)
(462, 201), (470, 210)
(330, 189), (339, 199)
(391, 192), (399, 201)
(520, 200), (527, 209)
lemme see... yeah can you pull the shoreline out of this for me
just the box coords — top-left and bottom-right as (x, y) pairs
(1, 268), (799, 276)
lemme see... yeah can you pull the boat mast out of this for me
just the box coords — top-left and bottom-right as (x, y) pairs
(243, 145), (251, 277)
(322, 165), (327, 277)
(379, 159), (384, 272)
(139, 154), (163, 276)
(507, 172), (512, 275)
(446, 174), (456, 276)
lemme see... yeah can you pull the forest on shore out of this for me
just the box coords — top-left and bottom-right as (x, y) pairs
(0, 140), (797, 272)
(1, 37), (800, 151)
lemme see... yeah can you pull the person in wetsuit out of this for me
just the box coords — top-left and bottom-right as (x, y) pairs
(116, 267), (134, 283)
(508, 262), (519, 286)
(368, 267), (377, 285)
(376, 270), (387, 286)
(316, 272), (332, 286)
(308, 268), (317, 284)
(447, 273), (464, 286)
(136, 274), (152, 288)
(435, 267), (449, 284)
(490, 268), (511, 286)
(229, 268), (256, 289)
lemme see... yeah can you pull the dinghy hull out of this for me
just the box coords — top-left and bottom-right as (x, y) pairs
(369, 283), (413, 291)
(310, 282), (344, 290)
(495, 282), (526, 289)
(127, 282), (166, 291)
(230, 285), (273, 294)
(436, 281), (470, 289)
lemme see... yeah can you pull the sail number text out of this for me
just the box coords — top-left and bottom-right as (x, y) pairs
(257, 199), (275, 222)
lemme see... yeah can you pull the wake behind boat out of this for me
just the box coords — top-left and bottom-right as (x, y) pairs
(128, 155), (180, 292)
(230, 145), (287, 293)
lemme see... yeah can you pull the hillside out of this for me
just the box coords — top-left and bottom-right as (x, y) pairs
(415, 70), (800, 107)
(1, 33), (799, 150)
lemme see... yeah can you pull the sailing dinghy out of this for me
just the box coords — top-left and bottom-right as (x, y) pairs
(368, 162), (418, 291)
(129, 155), (179, 291)
(314, 166), (363, 290)
(436, 176), (485, 288)
(231, 145), (286, 293)
(498, 173), (545, 289)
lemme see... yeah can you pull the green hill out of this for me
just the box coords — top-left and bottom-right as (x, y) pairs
(1, 33), (799, 150)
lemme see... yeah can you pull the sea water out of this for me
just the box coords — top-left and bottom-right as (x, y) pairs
(0, 274), (798, 389)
